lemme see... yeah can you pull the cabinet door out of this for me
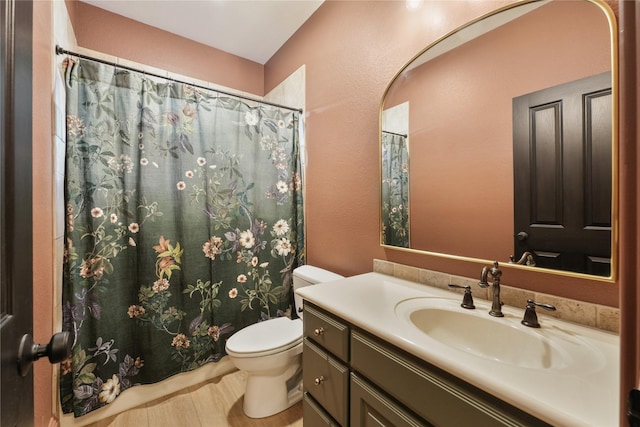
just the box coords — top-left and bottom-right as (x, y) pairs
(304, 338), (349, 426)
(304, 393), (341, 427)
(351, 374), (432, 427)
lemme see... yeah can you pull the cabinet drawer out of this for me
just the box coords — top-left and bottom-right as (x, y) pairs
(304, 393), (341, 427)
(351, 331), (550, 427)
(304, 303), (350, 362)
(351, 373), (431, 427)
(304, 338), (349, 426)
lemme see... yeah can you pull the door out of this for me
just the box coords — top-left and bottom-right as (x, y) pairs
(513, 72), (612, 276)
(1, 0), (34, 425)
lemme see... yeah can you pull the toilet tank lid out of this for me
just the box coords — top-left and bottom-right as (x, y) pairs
(293, 265), (344, 283)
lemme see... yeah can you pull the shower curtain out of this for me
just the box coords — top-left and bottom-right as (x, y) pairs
(381, 131), (409, 247)
(60, 58), (304, 417)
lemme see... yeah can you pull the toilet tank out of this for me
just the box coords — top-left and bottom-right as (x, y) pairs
(292, 265), (343, 318)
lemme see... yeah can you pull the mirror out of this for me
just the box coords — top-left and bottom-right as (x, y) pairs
(380, 0), (617, 279)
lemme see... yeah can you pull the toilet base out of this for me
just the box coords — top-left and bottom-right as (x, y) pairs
(242, 364), (303, 418)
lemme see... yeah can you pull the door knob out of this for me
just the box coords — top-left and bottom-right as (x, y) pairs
(17, 331), (71, 376)
(516, 231), (529, 241)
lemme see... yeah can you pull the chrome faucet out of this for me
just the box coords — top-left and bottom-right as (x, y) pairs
(478, 261), (503, 317)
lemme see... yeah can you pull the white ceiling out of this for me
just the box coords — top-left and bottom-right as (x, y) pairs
(80, 0), (324, 64)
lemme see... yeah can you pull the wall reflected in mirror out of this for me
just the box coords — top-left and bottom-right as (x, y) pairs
(380, 0), (616, 278)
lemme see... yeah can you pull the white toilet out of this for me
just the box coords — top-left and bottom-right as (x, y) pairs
(225, 265), (344, 418)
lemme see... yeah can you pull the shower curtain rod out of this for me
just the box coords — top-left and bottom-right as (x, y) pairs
(382, 130), (408, 138)
(55, 45), (303, 114)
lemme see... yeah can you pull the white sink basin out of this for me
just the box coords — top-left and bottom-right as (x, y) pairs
(395, 297), (605, 373)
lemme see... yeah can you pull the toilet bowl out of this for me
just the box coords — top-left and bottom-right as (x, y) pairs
(225, 265), (343, 418)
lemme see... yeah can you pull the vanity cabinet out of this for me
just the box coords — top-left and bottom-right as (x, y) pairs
(302, 302), (550, 427)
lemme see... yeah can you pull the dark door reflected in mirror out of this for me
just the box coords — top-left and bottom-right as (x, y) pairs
(380, 0), (617, 279)
(513, 72), (612, 276)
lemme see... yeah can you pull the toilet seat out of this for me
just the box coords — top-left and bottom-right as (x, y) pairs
(225, 317), (302, 358)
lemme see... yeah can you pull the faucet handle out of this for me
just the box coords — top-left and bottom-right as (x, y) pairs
(521, 299), (556, 328)
(448, 284), (475, 309)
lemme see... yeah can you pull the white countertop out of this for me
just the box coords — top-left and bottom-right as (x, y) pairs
(296, 272), (620, 427)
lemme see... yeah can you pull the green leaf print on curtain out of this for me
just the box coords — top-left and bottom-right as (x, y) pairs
(60, 58), (304, 417)
(381, 131), (409, 247)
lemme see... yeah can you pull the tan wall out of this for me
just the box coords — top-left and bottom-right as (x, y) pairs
(70, 1), (265, 96)
(265, 0), (619, 307)
(33, 1), (54, 426)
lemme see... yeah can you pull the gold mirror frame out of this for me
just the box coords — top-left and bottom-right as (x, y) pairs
(379, 0), (618, 283)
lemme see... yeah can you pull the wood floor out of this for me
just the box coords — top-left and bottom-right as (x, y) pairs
(87, 370), (303, 427)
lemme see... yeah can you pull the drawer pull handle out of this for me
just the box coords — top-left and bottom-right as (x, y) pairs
(314, 376), (325, 386)
(314, 327), (325, 336)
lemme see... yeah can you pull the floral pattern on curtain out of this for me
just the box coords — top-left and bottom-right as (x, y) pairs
(381, 131), (409, 247)
(60, 58), (304, 417)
